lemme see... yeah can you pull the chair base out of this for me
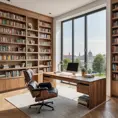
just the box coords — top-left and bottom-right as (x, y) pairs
(29, 101), (54, 113)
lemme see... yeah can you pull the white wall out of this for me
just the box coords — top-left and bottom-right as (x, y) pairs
(54, 0), (106, 21)
(53, 0), (112, 97)
(106, 0), (111, 97)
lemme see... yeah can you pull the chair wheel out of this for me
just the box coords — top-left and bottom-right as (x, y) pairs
(29, 106), (31, 109)
(38, 111), (40, 114)
(52, 108), (54, 110)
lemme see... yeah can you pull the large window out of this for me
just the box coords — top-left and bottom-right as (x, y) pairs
(87, 10), (106, 75)
(61, 8), (106, 76)
(62, 20), (72, 70)
(74, 17), (85, 69)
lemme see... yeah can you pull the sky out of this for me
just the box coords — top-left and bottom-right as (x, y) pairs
(63, 10), (106, 56)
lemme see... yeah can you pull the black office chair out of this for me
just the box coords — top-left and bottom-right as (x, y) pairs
(23, 69), (34, 84)
(23, 69), (58, 113)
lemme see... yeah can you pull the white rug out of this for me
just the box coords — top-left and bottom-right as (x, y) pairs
(6, 86), (89, 118)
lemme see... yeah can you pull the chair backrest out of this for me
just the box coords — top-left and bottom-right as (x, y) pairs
(23, 69), (34, 84)
(28, 81), (39, 97)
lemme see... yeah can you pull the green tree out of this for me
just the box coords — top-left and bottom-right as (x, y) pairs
(63, 58), (71, 70)
(92, 54), (104, 74)
(75, 58), (80, 63)
(75, 58), (81, 71)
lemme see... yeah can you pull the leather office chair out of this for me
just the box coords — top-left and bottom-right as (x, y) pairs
(23, 69), (34, 84)
(23, 70), (58, 113)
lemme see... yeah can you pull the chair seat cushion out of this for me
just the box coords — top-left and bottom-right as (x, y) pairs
(48, 88), (58, 94)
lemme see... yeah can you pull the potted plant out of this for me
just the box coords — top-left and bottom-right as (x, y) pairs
(81, 67), (87, 77)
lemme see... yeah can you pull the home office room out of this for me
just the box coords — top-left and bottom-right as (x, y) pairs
(0, 0), (117, 118)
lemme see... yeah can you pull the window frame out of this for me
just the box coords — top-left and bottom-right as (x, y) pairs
(61, 7), (106, 69)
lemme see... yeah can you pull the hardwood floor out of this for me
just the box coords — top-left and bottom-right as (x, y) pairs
(82, 98), (118, 118)
(0, 89), (29, 118)
(0, 88), (118, 118)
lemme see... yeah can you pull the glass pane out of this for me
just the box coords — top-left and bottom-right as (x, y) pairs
(87, 10), (106, 76)
(62, 20), (72, 70)
(74, 17), (85, 72)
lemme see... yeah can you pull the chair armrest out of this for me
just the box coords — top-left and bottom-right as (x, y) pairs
(38, 82), (52, 89)
(32, 87), (49, 98)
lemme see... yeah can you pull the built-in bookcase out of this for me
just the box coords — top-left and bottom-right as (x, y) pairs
(111, 0), (118, 97)
(39, 20), (52, 72)
(0, 2), (53, 92)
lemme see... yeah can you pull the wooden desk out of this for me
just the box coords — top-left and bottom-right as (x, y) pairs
(43, 72), (106, 109)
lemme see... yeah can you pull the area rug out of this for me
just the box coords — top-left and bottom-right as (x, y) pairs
(6, 92), (89, 118)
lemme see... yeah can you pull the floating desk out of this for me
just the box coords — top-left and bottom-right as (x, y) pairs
(43, 72), (106, 109)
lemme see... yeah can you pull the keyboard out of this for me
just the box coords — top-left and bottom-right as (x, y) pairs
(57, 72), (73, 76)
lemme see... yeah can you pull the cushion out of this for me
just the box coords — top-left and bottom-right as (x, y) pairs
(24, 69), (34, 84)
(28, 81), (38, 90)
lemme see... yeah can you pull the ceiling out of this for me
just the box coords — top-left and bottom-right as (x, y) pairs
(0, 0), (96, 17)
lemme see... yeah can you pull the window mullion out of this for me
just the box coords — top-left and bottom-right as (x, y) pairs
(72, 19), (74, 62)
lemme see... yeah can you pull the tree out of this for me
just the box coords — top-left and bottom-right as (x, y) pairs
(63, 58), (71, 70)
(75, 58), (80, 64)
(75, 58), (81, 71)
(92, 54), (104, 74)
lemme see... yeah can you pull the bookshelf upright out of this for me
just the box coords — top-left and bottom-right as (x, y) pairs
(111, 0), (118, 97)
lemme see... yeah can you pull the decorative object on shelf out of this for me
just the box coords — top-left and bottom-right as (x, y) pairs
(28, 23), (33, 29)
(21, 63), (25, 67)
(28, 39), (35, 44)
(28, 32), (37, 37)
(0, 64), (9, 69)
(28, 47), (35, 52)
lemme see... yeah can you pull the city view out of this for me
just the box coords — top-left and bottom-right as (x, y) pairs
(62, 10), (106, 76)
(63, 51), (106, 76)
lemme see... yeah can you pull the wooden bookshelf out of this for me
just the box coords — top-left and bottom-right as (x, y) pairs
(111, 0), (118, 97)
(0, 2), (53, 92)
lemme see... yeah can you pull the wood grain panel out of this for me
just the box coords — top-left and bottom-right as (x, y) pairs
(33, 74), (43, 83)
(77, 83), (89, 94)
(0, 78), (25, 92)
(39, 15), (53, 23)
(89, 79), (106, 109)
(111, 80), (118, 96)
(44, 72), (106, 109)
(0, 79), (6, 91)
(43, 77), (56, 87)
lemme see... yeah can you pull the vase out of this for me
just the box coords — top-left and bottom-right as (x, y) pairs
(82, 72), (86, 77)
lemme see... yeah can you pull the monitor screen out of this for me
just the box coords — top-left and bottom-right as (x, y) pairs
(66, 63), (79, 72)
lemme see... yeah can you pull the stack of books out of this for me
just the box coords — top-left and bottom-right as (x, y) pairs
(78, 95), (89, 107)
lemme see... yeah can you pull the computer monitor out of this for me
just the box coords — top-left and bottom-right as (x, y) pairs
(66, 63), (79, 75)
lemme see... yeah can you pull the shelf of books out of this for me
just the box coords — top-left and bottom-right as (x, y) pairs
(0, 5), (53, 92)
(39, 20), (52, 73)
(111, 1), (118, 96)
(0, 10), (27, 80)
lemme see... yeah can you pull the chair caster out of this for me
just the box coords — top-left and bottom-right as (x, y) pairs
(52, 108), (54, 111)
(38, 111), (40, 114)
(29, 106), (31, 109)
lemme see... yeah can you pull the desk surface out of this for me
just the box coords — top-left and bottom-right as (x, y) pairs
(43, 72), (106, 83)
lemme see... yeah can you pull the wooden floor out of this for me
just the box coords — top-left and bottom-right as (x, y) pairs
(0, 88), (118, 118)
